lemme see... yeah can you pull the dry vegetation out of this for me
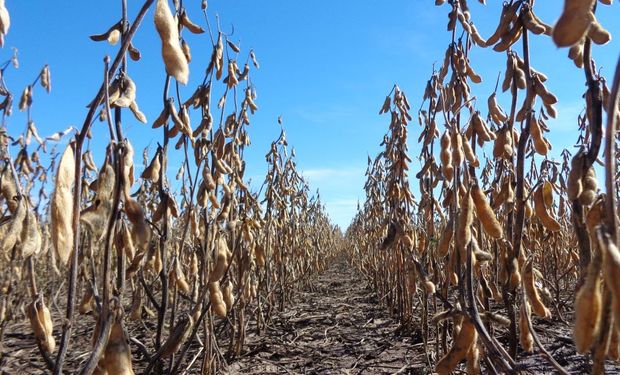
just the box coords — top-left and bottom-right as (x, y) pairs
(347, 0), (620, 374)
(0, 1), (339, 373)
(0, 0), (619, 374)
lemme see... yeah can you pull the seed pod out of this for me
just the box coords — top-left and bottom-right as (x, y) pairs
(112, 76), (136, 108)
(471, 237), (492, 263)
(519, 302), (534, 353)
(209, 281), (227, 317)
(508, 258), (522, 291)
(523, 7), (552, 35)
(40, 65), (51, 93)
(588, 18), (611, 45)
(19, 85), (31, 111)
(81, 162), (115, 240)
(523, 260), (551, 318)
(51, 142), (75, 266)
(466, 344), (481, 375)
(180, 10), (205, 34)
(160, 314), (193, 357)
(0, 194), (25, 253)
(486, 3), (513, 47)
(574, 269), (602, 353)
(226, 60), (239, 88)
(456, 191), (474, 261)
(437, 217), (454, 258)
(223, 281), (234, 311)
(451, 129), (464, 167)
(124, 198), (151, 253)
(533, 182), (561, 232)
(210, 235), (230, 282)
(0, 166), (18, 213)
(20, 208), (42, 258)
(435, 317), (477, 375)
(469, 23), (486, 46)
(440, 131), (453, 182)
(599, 233), (620, 331)
(567, 151), (585, 200)
(128, 42), (141, 61)
(27, 296), (55, 353)
(579, 167), (598, 206)
(128, 288), (143, 321)
(471, 112), (496, 143)
(173, 259), (190, 294)
(553, 2), (596, 47)
(488, 92), (507, 125)
(181, 39), (191, 63)
(0, 0), (10, 46)
(129, 101), (147, 124)
(533, 74), (557, 105)
(471, 184), (502, 239)
(141, 150), (161, 183)
(255, 244), (266, 267)
(95, 319), (135, 374)
(154, 0), (189, 84)
(79, 286), (94, 315)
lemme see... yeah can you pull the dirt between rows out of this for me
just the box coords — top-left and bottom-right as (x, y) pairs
(228, 259), (426, 375)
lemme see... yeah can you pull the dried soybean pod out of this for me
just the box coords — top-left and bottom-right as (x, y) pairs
(533, 182), (561, 232)
(154, 0), (189, 84)
(587, 17), (612, 45)
(27, 296), (55, 353)
(79, 286), (94, 315)
(51, 142), (75, 266)
(579, 167), (598, 206)
(20, 208), (42, 257)
(209, 235), (229, 282)
(567, 151), (585, 200)
(519, 302), (534, 353)
(574, 268), (602, 353)
(552, 0), (595, 47)
(523, 259), (551, 318)
(209, 281), (227, 317)
(0, 194), (25, 253)
(124, 197), (151, 253)
(485, 3), (511, 47)
(0, 0), (10, 45)
(159, 314), (193, 358)
(141, 149), (161, 183)
(180, 10), (205, 34)
(451, 129), (464, 166)
(440, 131), (453, 182)
(471, 184), (502, 239)
(599, 233), (620, 331)
(95, 318), (135, 375)
(435, 317), (477, 375)
(0, 165), (18, 213)
(466, 344), (481, 375)
(223, 281), (234, 311)
(436, 216), (454, 258)
(456, 191), (474, 261)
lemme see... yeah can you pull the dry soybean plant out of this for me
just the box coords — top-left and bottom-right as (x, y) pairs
(348, 0), (620, 374)
(0, 1), (339, 374)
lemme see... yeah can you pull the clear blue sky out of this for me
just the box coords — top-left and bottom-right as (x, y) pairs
(3, 1), (619, 228)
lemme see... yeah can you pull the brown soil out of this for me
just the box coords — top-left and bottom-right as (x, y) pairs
(228, 258), (426, 374)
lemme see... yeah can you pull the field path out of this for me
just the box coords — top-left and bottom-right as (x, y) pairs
(229, 258), (427, 374)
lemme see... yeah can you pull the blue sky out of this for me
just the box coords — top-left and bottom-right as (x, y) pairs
(2, 1), (619, 228)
